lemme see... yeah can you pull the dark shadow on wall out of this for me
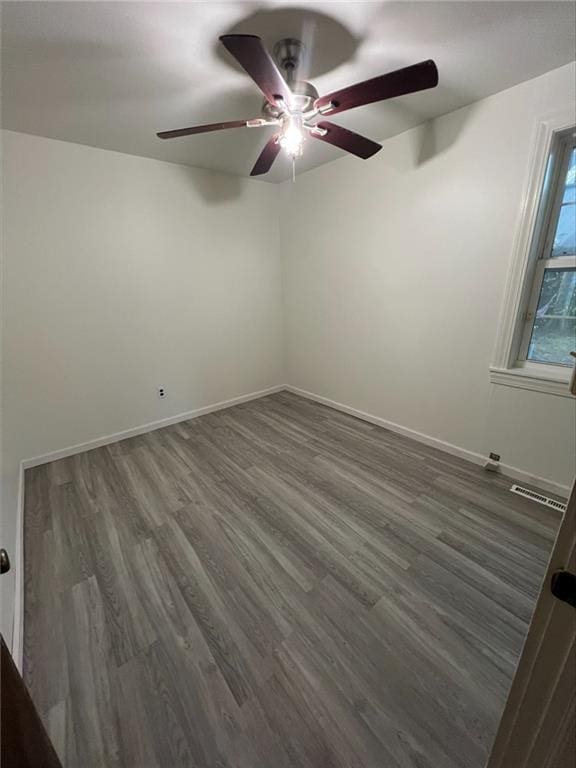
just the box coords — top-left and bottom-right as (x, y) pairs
(415, 99), (478, 166)
(187, 166), (247, 204)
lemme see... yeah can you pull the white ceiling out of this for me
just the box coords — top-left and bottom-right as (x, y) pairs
(2, 1), (575, 183)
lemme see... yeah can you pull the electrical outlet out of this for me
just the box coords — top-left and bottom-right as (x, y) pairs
(158, 387), (167, 399)
(489, 452), (501, 462)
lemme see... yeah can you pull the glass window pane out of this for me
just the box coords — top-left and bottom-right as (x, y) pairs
(527, 268), (576, 365)
(561, 147), (575, 203)
(552, 203), (576, 256)
(563, 185), (575, 204)
(551, 147), (576, 257)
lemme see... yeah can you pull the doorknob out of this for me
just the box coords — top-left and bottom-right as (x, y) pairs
(0, 549), (10, 575)
(550, 570), (576, 608)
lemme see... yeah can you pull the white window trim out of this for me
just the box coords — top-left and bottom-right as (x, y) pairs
(490, 108), (575, 398)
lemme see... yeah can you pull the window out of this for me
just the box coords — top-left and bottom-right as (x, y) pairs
(491, 116), (576, 397)
(520, 137), (576, 368)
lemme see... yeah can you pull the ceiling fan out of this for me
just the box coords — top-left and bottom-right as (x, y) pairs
(157, 35), (439, 178)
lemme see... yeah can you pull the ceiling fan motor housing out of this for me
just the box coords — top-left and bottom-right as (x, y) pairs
(273, 38), (304, 81)
(259, 39), (318, 119)
(262, 79), (319, 119)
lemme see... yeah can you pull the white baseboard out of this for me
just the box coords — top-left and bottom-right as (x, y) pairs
(11, 463), (25, 671)
(285, 384), (486, 464)
(496, 462), (570, 500)
(21, 385), (285, 469)
(285, 385), (570, 499)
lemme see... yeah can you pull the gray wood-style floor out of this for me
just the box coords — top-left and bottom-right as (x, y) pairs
(23, 392), (561, 768)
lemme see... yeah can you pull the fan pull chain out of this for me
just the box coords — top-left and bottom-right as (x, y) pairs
(292, 156), (296, 183)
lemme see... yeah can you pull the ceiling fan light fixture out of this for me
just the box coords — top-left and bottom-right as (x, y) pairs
(279, 115), (304, 158)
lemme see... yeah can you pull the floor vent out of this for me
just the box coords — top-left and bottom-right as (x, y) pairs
(510, 484), (567, 512)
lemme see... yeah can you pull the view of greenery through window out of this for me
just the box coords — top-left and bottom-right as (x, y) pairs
(528, 268), (576, 365)
(527, 145), (576, 366)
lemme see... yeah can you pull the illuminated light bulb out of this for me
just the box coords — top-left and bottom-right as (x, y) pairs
(279, 117), (304, 157)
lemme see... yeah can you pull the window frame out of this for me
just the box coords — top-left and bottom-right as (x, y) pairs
(490, 111), (576, 398)
(519, 129), (576, 366)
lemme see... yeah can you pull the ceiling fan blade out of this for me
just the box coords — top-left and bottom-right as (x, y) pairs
(315, 59), (438, 116)
(250, 134), (281, 176)
(312, 122), (381, 159)
(157, 119), (254, 139)
(220, 34), (293, 109)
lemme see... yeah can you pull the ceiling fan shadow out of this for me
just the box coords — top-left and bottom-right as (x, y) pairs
(415, 97), (479, 166)
(186, 166), (248, 204)
(215, 6), (359, 81)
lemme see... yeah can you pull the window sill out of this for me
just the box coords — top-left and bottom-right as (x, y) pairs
(489, 365), (573, 398)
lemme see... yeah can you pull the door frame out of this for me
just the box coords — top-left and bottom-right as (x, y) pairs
(486, 480), (576, 768)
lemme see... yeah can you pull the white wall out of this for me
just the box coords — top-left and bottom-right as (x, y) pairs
(1, 130), (283, 643)
(281, 63), (576, 492)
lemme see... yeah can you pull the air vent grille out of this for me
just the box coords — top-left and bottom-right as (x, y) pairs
(510, 484), (567, 512)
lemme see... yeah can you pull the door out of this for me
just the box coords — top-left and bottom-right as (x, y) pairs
(486, 480), (576, 768)
(1, 634), (63, 768)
